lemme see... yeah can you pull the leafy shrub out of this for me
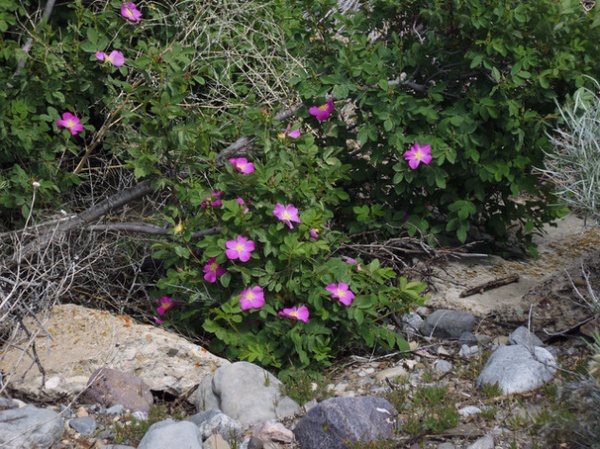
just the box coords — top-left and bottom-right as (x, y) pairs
(153, 131), (428, 368)
(285, 0), (600, 252)
(0, 0), (427, 369)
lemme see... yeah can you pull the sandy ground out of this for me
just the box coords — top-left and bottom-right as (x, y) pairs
(424, 213), (600, 333)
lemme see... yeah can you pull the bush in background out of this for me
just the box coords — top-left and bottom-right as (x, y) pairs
(286, 0), (600, 253)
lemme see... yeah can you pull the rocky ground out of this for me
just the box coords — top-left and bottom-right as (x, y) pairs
(1, 213), (599, 449)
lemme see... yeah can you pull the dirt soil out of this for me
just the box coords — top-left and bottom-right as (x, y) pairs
(424, 213), (600, 338)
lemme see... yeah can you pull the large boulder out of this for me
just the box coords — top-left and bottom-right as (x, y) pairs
(0, 304), (229, 402)
(0, 405), (64, 449)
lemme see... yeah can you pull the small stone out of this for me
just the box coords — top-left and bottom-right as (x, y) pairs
(458, 406), (482, 417)
(508, 326), (544, 348)
(402, 312), (424, 338)
(69, 416), (97, 436)
(433, 360), (453, 375)
(492, 336), (509, 346)
(104, 404), (125, 415)
(195, 362), (300, 429)
(404, 360), (419, 370)
(131, 410), (148, 421)
(466, 434), (494, 449)
(459, 345), (479, 359)
(84, 368), (153, 413)
(459, 331), (478, 346)
(137, 420), (202, 449)
(76, 406), (89, 418)
(436, 346), (450, 356)
(204, 433), (231, 449)
(189, 409), (242, 441)
(294, 397), (397, 449)
(375, 366), (409, 382)
(436, 443), (457, 449)
(247, 436), (264, 449)
(252, 420), (295, 444)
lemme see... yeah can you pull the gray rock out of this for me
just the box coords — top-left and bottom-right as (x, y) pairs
(84, 368), (153, 413)
(188, 409), (242, 441)
(401, 312), (424, 338)
(436, 443), (457, 449)
(466, 434), (494, 449)
(99, 446), (136, 449)
(69, 416), (97, 436)
(137, 420), (203, 449)
(0, 404), (64, 449)
(195, 362), (300, 428)
(459, 344), (480, 359)
(419, 309), (476, 339)
(477, 344), (557, 394)
(457, 405), (482, 417)
(294, 396), (397, 449)
(508, 326), (544, 348)
(0, 398), (18, 411)
(104, 404), (125, 415)
(433, 360), (453, 375)
(459, 331), (478, 346)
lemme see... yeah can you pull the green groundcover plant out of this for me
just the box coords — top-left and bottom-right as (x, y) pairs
(2, 0), (599, 369)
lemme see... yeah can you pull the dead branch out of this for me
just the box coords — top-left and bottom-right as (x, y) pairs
(11, 180), (155, 265)
(85, 222), (221, 239)
(459, 274), (520, 298)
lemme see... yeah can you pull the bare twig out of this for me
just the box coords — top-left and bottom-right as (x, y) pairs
(459, 274), (520, 298)
(11, 180), (155, 265)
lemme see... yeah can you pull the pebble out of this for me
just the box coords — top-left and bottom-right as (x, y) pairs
(69, 416), (98, 436)
(459, 344), (480, 359)
(375, 366), (409, 382)
(434, 360), (453, 375)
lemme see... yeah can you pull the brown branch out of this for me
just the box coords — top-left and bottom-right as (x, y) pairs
(11, 180), (155, 264)
(459, 274), (520, 298)
(86, 222), (221, 238)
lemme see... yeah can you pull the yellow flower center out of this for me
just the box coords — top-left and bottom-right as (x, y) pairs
(414, 150), (423, 160)
(209, 262), (218, 271)
(318, 104), (328, 111)
(290, 310), (299, 318)
(235, 243), (244, 251)
(283, 211), (291, 219)
(66, 119), (75, 128)
(336, 289), (346, 297)
(246, 292), (254, 300)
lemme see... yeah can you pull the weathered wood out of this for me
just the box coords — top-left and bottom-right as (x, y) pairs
(459, 274), (520, 298)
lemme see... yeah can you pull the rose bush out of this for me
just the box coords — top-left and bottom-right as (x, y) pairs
(3, 0), (598, 369)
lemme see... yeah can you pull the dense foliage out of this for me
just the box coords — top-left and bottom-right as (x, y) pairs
(288, 0), (600, 251)
(1, 0), (599, 369)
